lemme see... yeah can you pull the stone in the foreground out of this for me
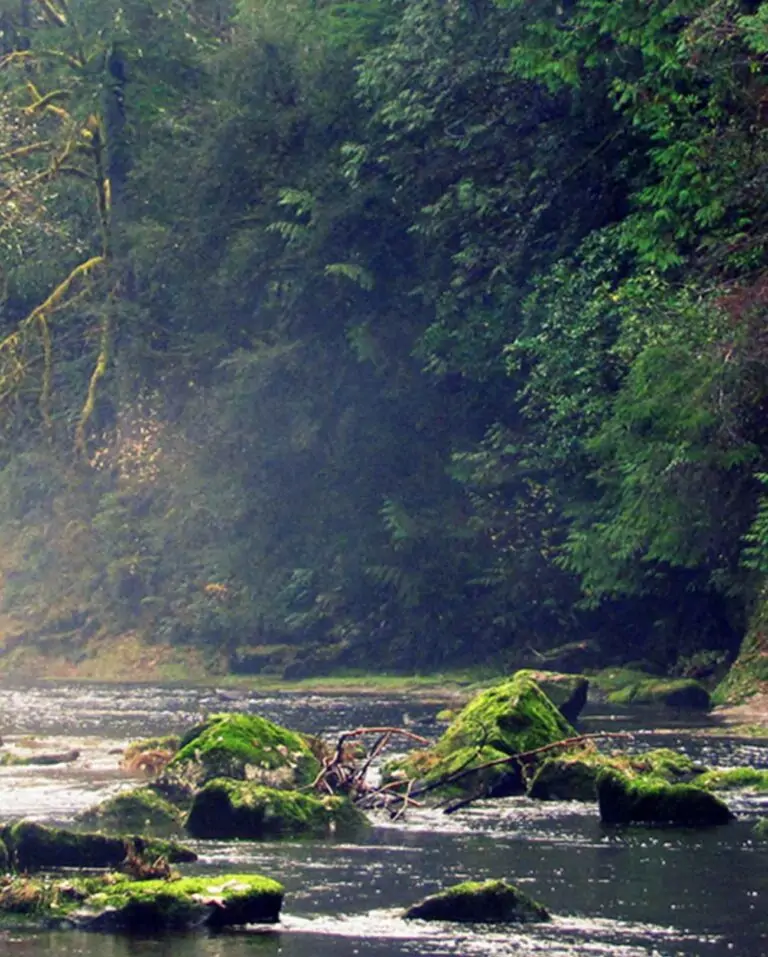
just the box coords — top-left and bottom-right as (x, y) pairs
(185, 779), (368, 839)
(0, 873), (283, 932)
(597, 770), (734, 826)
(404, 879), (550, 924)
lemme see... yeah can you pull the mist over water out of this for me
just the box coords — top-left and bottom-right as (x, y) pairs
(0, 684), (766, 957)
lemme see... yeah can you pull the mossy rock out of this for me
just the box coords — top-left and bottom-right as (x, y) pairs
(4, 821), (196, 872)
(691, 767), (768, 792)
(0, 873), (282, 932)
(597, 769), (734, 827)
(515, 670), (589, 722)
(74, 874), (284, 932)
(0, 838), (8, 872)
(754, 818), (768, 840)
(404, 879), (550, 924)
(185, 779), (369, 840)
(165, 713), (320, 790)
(392, 674), (576, 799)
(528, 747), (698, 802)
(528, 756), (601, 801)
(714, 590), (768, 704)
(589, 668), (659, 697)
(75, 787), (186, 837)
(607, 678), (711, 710)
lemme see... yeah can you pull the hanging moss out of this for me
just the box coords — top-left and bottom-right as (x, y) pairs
(185, 779), (369, 840)
(404, 879), (550, 923)
(165, 713), (320, 789)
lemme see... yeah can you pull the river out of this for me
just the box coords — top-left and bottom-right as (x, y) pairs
(0, 683), (766, 957)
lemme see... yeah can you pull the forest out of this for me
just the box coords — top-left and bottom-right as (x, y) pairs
(0, 0), (767, 693)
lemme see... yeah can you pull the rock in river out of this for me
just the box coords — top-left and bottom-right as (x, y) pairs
(404, 878), (550, 924)
(185, 779), (368, 839)
(597, 769), (734, 826)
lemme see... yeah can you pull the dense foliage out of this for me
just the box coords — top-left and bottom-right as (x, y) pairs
(1, 0), (767, 676)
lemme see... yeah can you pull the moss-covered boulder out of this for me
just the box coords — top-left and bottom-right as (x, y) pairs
(754, 818), (768, 840)
(74, 874), (284, 932)
(691, 767), (768, 792)
(516, 670), (589, 722)
(527, 747), (698, 802)
(164, 713), (320, 790)
(607, 678), (711, 710)
(0, 873), (283, 932)
(597, 769), (734, 826)
(404, 879), (550, 924)
(185, 779), (368, 840)
(3, 821), (196, 872)
(390, 673), (575, 799)
(0, 838), (8, 872)
(75, 787), (186, 837)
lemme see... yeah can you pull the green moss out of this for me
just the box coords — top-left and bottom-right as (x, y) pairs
(597, 769), (734, 826)
(754, 818), (768, 839)
(436, 673), (575, 758)
(76, 788), (185, 837)
(692, 767), (768, 792)
(0, 873), (283, 932)
(392, 674), (575, 799)
(0, 838), (8, 872)
(404, 879), (550, 924)
(5, 821), (196, 871)
(527, 747), (696, 802)
(166, 713), (320, 789)
(607, 679), (710, 710)
(714, 592), (768, 704)
(515, 670), (589, 722)
(185, 779), (369, 839)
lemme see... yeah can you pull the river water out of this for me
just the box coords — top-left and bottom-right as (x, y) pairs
(0, 683), (766, 957)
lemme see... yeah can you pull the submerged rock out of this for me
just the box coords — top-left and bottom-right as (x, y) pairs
(404, 878), (550, 924)
(388, 672), (575, 798)
(3, 821), (196, 872)
(76, 787), (186, 837)
(597, 770), (734, 826)
(163, 713), (320, 790)
(516, 670), (589, 722)
(185, 779), (367, 840)
(0, 873), (283, 932)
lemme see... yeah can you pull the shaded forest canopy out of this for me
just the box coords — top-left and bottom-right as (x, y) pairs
(1, 0), (768, 680)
